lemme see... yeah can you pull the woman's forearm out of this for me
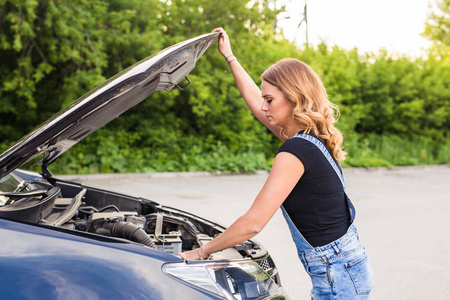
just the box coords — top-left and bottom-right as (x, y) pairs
(228, 59), (283, 140)
(201, 214), (262, 257)
(228, 60), (261, 111)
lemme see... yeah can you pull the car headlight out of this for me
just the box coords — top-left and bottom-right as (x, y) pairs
(163, 259), (284, 300)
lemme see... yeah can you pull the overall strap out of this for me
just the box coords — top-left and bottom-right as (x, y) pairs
(292, 133), (356, 222)
(293, 133), (346, 191)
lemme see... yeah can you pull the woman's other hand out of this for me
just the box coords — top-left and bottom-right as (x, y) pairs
(178, 247), (205, 261)
(212, 27), (233, 59)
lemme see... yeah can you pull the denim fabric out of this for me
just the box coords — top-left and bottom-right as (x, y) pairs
(282, 208), (373, 299)
(281, 134), (373, 299)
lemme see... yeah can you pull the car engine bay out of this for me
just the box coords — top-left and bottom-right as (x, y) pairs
(0, 170), (278, 282)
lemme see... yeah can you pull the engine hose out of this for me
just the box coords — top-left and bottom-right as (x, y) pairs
(103, 221), (157, 249)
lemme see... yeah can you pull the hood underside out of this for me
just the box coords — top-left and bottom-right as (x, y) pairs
(0, 33), (218, 179)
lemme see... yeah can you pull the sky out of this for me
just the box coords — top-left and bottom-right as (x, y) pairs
(278, 0), (434, 57)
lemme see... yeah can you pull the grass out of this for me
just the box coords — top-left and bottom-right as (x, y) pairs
(8, 133), (450, 175)
(343, 134), (450, 168)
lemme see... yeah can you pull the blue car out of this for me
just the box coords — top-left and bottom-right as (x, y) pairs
(0, 33), (288, 300)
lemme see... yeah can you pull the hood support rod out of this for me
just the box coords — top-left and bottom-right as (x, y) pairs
(41, 163), (53, 180)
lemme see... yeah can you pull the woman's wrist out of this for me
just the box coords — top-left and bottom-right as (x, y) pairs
(198, 246), (204, 260)
(225, 54), (237, 65)
(199, 244), (211, 260)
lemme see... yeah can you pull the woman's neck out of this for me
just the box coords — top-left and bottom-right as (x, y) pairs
(283, 123), (305, 139)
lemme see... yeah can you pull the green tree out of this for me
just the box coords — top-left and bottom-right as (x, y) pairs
(1, 0), (449, 174)
(0, 0), (163, 143)
(423, 0), (450, 47)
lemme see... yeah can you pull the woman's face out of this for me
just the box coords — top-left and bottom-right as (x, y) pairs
(261, 80), (293, 128)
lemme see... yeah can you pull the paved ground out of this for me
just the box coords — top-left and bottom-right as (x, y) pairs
(61, 165), (450, 299)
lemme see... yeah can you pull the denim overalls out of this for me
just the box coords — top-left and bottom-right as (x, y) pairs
(281, 133), (373, 299)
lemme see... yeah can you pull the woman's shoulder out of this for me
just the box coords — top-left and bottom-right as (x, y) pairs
(279, 136), (314, 150)
(277, 135), (319, 171)
(278, 131), (320, 152)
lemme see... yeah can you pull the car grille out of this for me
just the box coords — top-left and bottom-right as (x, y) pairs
(256, 257), (272, 271)
(254, 255), (281, 285)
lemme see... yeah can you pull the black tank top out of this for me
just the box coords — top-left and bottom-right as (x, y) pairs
(277, 132), (351, 247)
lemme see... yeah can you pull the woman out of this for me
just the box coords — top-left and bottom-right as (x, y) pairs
(178, 28), (373, 299)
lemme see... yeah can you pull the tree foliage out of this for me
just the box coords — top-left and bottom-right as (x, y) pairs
(0, 0), (449, 175)
(423, 0), (450, 47)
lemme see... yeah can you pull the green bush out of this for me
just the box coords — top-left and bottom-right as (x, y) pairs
(1, 1), (449, 175)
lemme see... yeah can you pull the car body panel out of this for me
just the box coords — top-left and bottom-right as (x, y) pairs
(0, 218), (218, 300)
(0, 33), (219, 179)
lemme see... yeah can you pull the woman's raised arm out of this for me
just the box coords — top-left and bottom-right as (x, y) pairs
(213, 28), (284, 141)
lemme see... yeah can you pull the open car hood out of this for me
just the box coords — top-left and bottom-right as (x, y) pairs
(0, 33), (218, 179)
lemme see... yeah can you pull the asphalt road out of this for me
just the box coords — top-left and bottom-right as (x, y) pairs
(61, 165), (450, 299)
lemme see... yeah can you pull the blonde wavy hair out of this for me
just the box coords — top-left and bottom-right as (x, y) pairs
(261, 58), (346, 163)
